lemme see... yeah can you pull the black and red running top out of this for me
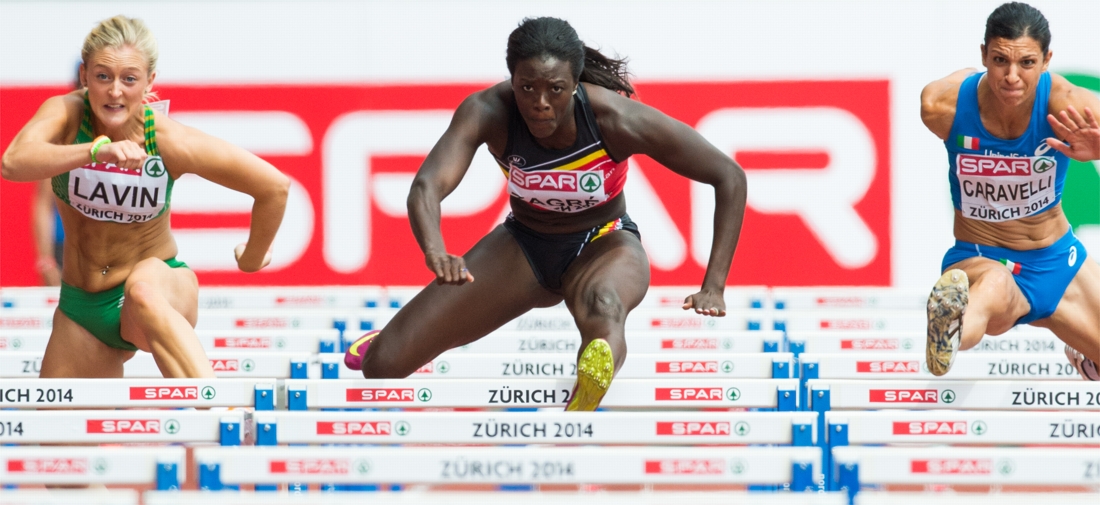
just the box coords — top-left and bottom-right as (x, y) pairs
(495, 85), (629, 214)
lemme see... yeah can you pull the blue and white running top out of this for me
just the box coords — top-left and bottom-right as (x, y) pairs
(946, 71), (1070, 222)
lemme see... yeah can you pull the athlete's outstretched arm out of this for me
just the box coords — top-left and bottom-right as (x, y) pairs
(408, 87), (503, 285)
(155, 113), (289, 273)
(920, 68), (979, 140)
(1047, 74), (1100, 162)
(589, 85), (746, 317)
(2, 94), (112, 181)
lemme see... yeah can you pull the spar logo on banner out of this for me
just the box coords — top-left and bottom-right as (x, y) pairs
(0, 82), (890, 286)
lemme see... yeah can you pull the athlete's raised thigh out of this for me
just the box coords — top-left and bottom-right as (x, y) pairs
(563, 231), (649, 312)
(120, 259), (199, 352)
(40, 309), (135, 378)
(947, 256), (1030, 336)
(561, 231), (650, 335)
(1034, 259), (1099, 362)
(367, 225), (562, 373)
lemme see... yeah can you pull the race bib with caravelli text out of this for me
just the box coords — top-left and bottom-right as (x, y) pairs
(67, 156), (170, 223)
(955, 153), (1057, 222)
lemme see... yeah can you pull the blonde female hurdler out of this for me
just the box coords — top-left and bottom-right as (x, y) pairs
(2, 15), (290, 379)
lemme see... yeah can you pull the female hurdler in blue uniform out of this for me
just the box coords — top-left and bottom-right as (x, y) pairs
(921, 2), (1099, 379)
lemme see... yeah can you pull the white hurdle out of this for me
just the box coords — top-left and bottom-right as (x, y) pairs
(195, 286), (385, 310)
(0, 489), (139, 505)
(855, 492), (1100, 505)
(285, 378), (799, 410)
(0, 286), (60, 310)
(451, 330), (784, 354)
(0, 378), (276, 409)
(797, 352), (1085, 406)
(0, 446), (185, 490)
(786, 329), (1064, 356)
(832, 447), (1100, 501)
(0, 410), (246, 445)
(643, 285), (771, 310)
(143, 491), (848, 505)
(770, 287), (927, 311)
(825, 410), (1100, 447)
(2, 351), (313, 379)
(390, 307), (773, 334)
(320, 352), (792, 379)
(0, 310), (53, 332)
(193, 446), (821, 490)
(807, 379), (1100, 413)
(772, 310), (925, 333)
(0, 328), (334, 354)
(254, 411), (818, 446)
(800, 351), (1086, 383)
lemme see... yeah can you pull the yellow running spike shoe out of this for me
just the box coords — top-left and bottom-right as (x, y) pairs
(566, 339), (614, 411)
(926, 269), (968, 376)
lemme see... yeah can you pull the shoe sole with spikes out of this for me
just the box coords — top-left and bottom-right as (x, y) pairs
(565, 339), (614, 411)
(926, 269), (968, 376)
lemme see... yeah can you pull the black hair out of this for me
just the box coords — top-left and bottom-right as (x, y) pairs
(985, 2), (1051, 54)
(506, 17), (634, 97)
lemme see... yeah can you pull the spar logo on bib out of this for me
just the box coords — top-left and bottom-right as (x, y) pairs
(144, 156), (166, 177)
(579, 172), (602, 192)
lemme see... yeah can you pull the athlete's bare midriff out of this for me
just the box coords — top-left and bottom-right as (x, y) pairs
(57, 203), (178, 292)
(953, 203), (1070, 250)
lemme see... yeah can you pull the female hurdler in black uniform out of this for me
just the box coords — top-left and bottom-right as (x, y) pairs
(345, 17), (748, 410)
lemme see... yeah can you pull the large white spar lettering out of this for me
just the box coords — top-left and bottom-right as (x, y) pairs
(171, 111), (314, 271)
(696, 108), (878, 268)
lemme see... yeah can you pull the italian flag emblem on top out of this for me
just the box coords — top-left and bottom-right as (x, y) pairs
(957, 135), (980, 150)
(999, 258), (1022, 275)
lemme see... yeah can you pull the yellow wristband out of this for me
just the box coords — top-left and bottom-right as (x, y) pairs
(89, 135), (111, 164)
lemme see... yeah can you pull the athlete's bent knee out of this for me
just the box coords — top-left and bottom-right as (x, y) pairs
(581, 285), (625, 323)
(124, 281), (160, 316)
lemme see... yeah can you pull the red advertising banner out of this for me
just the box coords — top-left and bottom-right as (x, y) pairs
(0, 81), (890, 286)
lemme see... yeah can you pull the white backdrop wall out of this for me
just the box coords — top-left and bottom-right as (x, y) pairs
(1, 0), (1097, 289)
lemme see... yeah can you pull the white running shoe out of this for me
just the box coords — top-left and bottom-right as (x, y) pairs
(1064, 345), (1100, 381)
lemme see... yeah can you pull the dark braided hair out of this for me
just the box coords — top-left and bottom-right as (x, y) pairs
(985, 2), (1051, 54)
(506, 17), (634, 97)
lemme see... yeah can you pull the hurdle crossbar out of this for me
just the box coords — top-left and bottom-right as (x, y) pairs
(807, 379), (1100, 412)
(0, 328), (333, 354)
(787, 330), (1063, 356)
(285, 378), (799, 410)
(854, 492), (1100, 505)
(0, 489), (139, 505)
(144, 491), (848, 505)
(319, 352), (792, 380)
(770, 287), (926, 311)
(194, 446), (821, 489)
(772, 310), (924, 333)
(448, 330), (783, 354)
(2, 351), (313, 379)
(0, 378), (276, 409)
(254, 411), (818, 446)
(0, 410), (246, 445)
(832, 446), (1100, 502)
(0, 310), (53, 332)
(0, 446), (184, 489)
